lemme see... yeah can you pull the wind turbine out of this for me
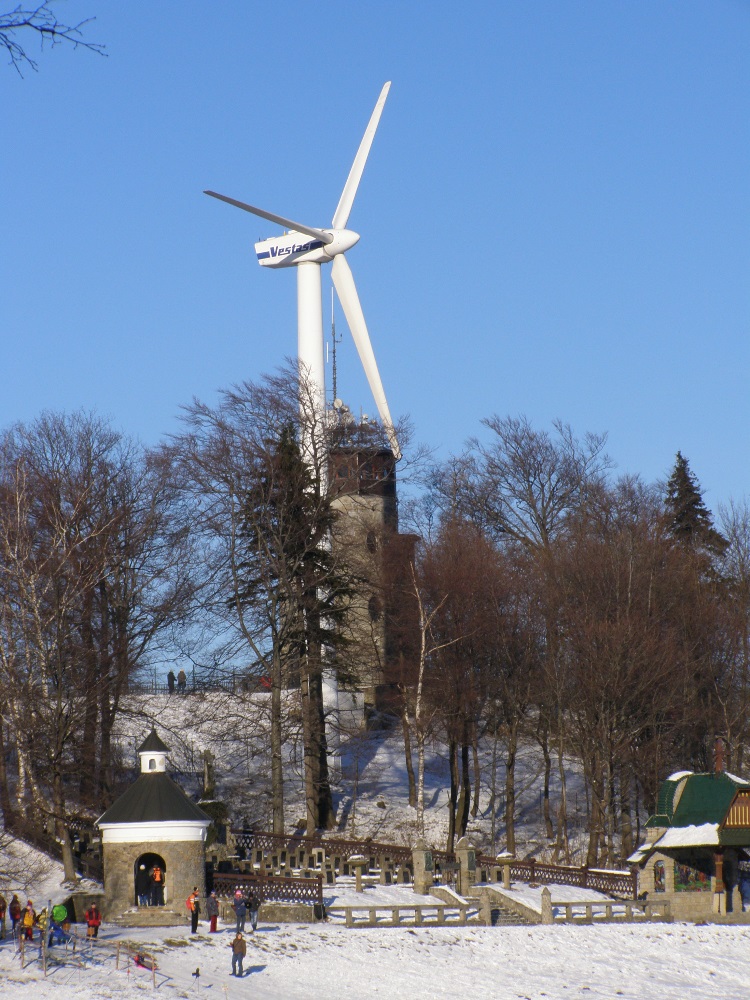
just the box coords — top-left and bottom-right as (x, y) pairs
(205, 81), (400, 460)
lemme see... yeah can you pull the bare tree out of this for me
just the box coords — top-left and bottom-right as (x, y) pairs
(0, 412), (192, 880)
(1, 2), (105, 74)
(0, 413), (119, 878)
(557, 476), (720, 865)
(430, 416), (610, 858)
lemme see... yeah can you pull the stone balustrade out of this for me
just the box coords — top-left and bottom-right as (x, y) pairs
(327, 904), (472, 927)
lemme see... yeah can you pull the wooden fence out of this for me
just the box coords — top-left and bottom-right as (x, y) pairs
(230, 829), (418, 867)
(5, 815), (103, 882)
(476, 854), (638, 899)
(230, 830), (638, 900)
(212, 870), (323, 905)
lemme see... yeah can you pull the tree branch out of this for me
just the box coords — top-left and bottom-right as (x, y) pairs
(1, 2), (105, 75)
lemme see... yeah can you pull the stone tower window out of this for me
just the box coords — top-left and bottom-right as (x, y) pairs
(149, 758), (156, 771)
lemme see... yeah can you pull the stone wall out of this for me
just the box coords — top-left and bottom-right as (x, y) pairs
(102, 839), (206, 920)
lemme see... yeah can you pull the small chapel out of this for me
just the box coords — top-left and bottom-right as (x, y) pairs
(97, 730), (211, 924)
(629, 742), (750, 921)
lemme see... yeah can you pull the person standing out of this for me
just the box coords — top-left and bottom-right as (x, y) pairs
(232, 889), (246, 933)
(136, 864), (151, 906)
(206, 890), (219, 933)
(37, 907), (48, 949)
(85, 902), (102, 938)
(247, 892), (260, 933)
(738, 851), (750, 912)
(8, 895), (21, 935)
(0, 892), (6, 939)
(21, 901), (36, 941)
(187, 888), (201, 934)
(177, 669), (187, 693)
(151, 863), (165, 906)
(230, 932), (246, 977)
(167, 670), (176, 694)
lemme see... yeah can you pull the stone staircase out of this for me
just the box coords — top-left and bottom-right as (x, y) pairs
(465, 890), (535, 927)
(486, 901), (533, 926)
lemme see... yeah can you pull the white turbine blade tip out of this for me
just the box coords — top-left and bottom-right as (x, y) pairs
(331, 256), (400, 460)
(331, 83), (391, 231)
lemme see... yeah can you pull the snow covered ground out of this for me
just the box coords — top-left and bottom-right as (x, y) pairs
(2, 914), (750, 999)
(3, 698), (749, 996)
(2, 851), (750, 998)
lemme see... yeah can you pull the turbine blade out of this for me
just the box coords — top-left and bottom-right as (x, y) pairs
(331, 82), (391, 231)
(331, 255), (401, 460)
(204, 191), (333, 245)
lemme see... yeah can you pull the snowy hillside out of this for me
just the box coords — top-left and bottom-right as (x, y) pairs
(109, 691), (590, 859)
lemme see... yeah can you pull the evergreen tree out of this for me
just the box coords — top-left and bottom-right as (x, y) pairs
(665, 451), (727, 556)
(238, 422), (352, 831)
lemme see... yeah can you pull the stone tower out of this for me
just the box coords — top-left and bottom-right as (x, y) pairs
(328, 414), (418, 726)
(97, 730), (211, 924)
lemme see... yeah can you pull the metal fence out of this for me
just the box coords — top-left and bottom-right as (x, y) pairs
(123, 677), (239, 696)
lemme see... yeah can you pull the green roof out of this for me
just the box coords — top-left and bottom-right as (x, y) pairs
(673, 773), (747, 826)
(648, 776), (686, 827)
(646, 771), (750, 829)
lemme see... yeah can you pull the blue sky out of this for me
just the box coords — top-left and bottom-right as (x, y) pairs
(4, 1), (749, 511)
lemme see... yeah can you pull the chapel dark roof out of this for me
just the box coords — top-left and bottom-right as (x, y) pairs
(97, 772), (210, 825)
(137, 729), (171, 754)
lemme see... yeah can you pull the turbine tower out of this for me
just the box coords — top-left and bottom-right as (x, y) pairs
(205, 81), (399, 460)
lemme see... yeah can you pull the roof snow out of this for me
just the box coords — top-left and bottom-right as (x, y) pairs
(655, 822), (720, 848)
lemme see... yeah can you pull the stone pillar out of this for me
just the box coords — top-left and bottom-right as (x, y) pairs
(349, 855), (367, 893)
(497, 853), (514, 890)
(412, 840), (434, 895)
(541, 886), (553, 925)
(713, 849), (726, 914)
(455, 837), (477, 897)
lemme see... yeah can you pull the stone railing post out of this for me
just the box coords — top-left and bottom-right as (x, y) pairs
(497, 853), (514, 890)
(541, 886), (553, 925)
(456, 838), (477, 897)
(412, 839), (434, 895)
(349, 855), (367, 893)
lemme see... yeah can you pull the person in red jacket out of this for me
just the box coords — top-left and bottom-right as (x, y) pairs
(8, 895), (22, 935)
(85, 903), (102, 938)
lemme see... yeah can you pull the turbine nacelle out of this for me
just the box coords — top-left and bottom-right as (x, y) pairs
(255, 229), (360, 269)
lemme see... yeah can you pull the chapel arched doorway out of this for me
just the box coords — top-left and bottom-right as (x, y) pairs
(134, 851), (167, 906)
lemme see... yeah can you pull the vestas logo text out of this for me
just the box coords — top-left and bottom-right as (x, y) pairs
(257, 239), (324, 261)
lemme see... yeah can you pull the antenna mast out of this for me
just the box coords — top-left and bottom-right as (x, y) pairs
(330, 285), (342, 404)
